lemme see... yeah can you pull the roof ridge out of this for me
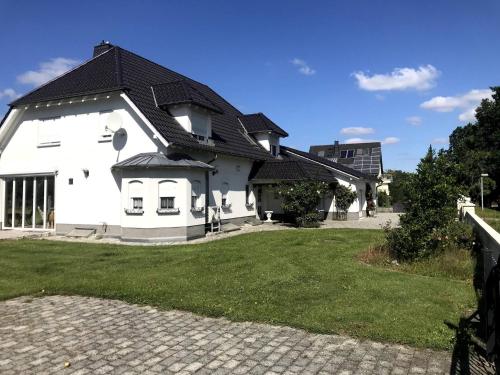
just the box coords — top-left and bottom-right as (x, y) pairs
(114, 47), (123, 87)
(10, 47), (117, 107)
(118, 47), (209, 88)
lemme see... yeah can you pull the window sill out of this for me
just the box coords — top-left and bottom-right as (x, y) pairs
(125, 208), (144, 215)
(157, 208), (180, 215)
(37, 141), (61, 148)
(190, 207), (204, 213)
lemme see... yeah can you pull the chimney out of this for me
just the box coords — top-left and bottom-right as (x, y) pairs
(93, 41), (113, 58)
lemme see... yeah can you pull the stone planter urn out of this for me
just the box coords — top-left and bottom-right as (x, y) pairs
(264, 210), (273, 222)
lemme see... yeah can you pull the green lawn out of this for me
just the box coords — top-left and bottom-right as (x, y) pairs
(477, 207), (500, 219)
(0, 229), (475, 350)
(477, 208), (500, 233)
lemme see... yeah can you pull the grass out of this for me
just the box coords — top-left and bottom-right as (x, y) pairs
(0, 229), (475, 350)
(359, 244), (475, 282)
(476, 207), (500, 233)
(476, 207), (500, 219)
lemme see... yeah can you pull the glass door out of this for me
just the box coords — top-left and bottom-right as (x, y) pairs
(3, 175), (55, 230)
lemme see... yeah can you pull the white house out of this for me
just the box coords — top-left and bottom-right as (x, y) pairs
(0, 42), (376, 242)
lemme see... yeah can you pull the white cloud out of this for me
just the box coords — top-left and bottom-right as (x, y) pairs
(0, 88), (20, 100)
(382, 137), (400, 145)
(406, 116), (422, 126)
(344, 136), (399, 145)
(420, 88), (492, 121)
(353, 65), (439, 91)
(17, 57), (80, 87)
(291, 58), (316, 76)
(458, 108), (476, 122)
(340, 127), (375, 135)
(431, 137), (449, 145)
(344, 137), (377, 144)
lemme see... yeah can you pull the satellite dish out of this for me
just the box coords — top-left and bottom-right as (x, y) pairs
(106, 112), (123, 132)
(113, 128), (127, 151)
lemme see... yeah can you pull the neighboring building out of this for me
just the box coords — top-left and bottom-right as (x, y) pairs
(309, 141), (391, 194)
(0, 42), (376, 242)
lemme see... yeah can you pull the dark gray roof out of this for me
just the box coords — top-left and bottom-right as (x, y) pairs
(249, 159), (338, 183)
(112, 152), (214, 170)
(10, 44), (271, 160)
(239, 113), (288, 137)
(309, 142), (383, 176)
(281, 146), (375, 180)
(152, 80), (223, 114)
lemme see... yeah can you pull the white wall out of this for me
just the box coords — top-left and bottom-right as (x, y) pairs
(207, 155), (256, 221)
(121, 169), (205, 229)
(0, 95), (166, 227)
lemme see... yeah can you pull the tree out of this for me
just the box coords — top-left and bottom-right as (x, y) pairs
(385, 169), (414, 207)
(334, 185), (357, 220)
(275, 180), (334, 227)
(447, 86), (500, 205)
(385, 146), (463, 260)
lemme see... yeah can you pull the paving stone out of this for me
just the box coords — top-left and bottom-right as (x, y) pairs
(0, 295), (455, 374)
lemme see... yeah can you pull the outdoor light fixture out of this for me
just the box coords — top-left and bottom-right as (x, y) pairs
(480, 173), (488, 210)
(83, 169), (90, 178)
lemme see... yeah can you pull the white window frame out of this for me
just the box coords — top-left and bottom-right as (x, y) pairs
(125, 180), (144, 215)
(221, 182), (230, 209)
(157, 180), (179, 214)
(190, 180), (203, 213)
(37, 117), (61, 147)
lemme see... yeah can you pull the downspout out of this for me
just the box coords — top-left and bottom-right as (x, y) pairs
(205, 153), (218, 230)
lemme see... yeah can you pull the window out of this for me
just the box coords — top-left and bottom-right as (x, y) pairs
(191, 180), (202, 210)
(126, 180), (144, 214)
(340, 149), (354, 158)
(160, 197), (174, 209)
(271, 145), (278, 156)
(132, 197), (143, 209)
(191, 110), (208, 136)
(221, 182), (230, 207)
(157, 180), (179, 214)
(38, 117), (61, 147)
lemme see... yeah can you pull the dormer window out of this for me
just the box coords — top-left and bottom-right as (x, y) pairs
(271, 144), (278, 156)
(151, 80), (223, 145)
(340, 150), (355, 158)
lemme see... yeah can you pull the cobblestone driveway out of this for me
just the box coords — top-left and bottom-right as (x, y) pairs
(0, 296), (451, 374)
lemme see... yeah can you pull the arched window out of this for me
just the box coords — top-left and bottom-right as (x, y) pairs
(158, 180), (177, 210)
(127, 180), (144, 214)
(221, 182), (230, 207)
(191, 180), (202, 209)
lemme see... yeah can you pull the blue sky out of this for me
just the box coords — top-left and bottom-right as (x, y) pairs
(1, 0), (499, 171)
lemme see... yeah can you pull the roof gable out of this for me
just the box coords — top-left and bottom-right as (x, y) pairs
(151, 80), (223, 114)
(239, 113), (288, 137)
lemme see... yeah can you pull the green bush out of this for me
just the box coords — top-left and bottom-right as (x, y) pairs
(385, 146), (464, 261)
(296, 212), (322, 228)
(377, 191), (391, 207)
(275, 180), (334, 227)
(335, 185), (357, 220)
